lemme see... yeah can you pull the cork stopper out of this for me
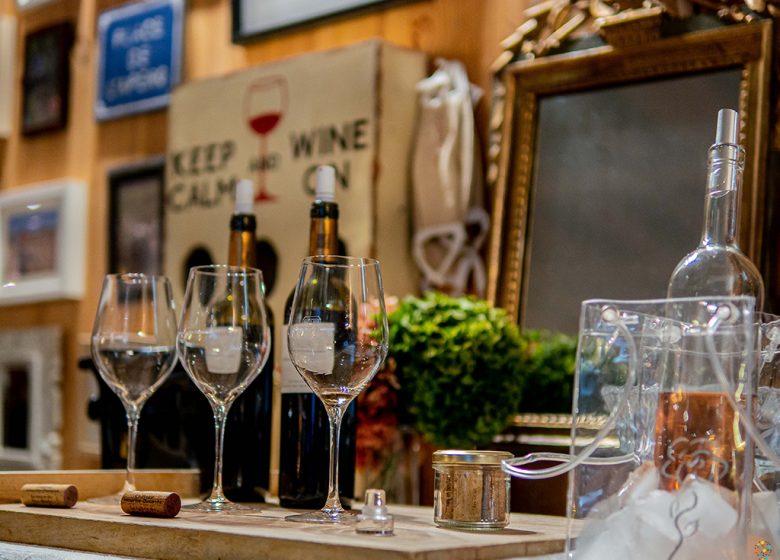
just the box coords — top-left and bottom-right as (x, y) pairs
(21, 484), (78, 508)
(121, 491), (181, 518)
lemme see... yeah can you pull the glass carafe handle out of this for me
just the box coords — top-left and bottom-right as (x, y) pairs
(502, 305), (638, 480)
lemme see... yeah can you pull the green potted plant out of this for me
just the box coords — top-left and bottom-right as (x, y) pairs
(517, 330), (577, 414)
(387, 292), (527, 449)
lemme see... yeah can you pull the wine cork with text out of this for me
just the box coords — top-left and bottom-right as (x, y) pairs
(452, 469), (483, 522)
(120, 491), (181, 518)
(20, 484), (78, 508)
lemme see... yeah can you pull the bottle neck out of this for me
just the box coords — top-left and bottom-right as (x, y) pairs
(309, 201), (339, 256)
(700, 143), (744, 247)
(228, 214), (257, 268)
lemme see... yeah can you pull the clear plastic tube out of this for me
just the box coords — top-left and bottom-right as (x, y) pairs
(502, 305), (638, 479)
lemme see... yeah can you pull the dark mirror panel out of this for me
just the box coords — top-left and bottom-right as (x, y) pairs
(524, 69), (741, 333)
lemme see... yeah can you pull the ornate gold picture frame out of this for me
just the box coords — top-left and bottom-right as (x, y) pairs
(488, 22), (772, 331)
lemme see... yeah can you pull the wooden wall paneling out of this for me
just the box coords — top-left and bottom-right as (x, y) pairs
(0, 0), (12, 185)
(185, 0), (247, 80)
(0, 0), (98, 468)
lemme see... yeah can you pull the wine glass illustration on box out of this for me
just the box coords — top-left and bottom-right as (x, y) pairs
(177, 265), (270, 512)
(244, 75), (288, 203)
(90, 274), (178, 504)
(286, 256), (389, 524)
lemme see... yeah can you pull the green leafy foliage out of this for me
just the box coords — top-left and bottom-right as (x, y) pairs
(387, 292), (526, 448)
(518, 330), (577, 413)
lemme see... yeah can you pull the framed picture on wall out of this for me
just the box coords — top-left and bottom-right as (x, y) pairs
(95, 0), (184, 121)
(0, 16), (17, 138)
(0, 327), (62, 470)
(232, 0), (416, 43)
(21, 21), (73, 136)
(16, 0), (57, 11)
(108, 157), (165, 275)
(0, 180), (86, 305)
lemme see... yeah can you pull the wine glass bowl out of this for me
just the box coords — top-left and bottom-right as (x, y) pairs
(90, 274), (178, 504)
(92, 335), (175, 405)
(286, 256), (389, 524)
(179, 327), (263, 404)
(177, 265), (270, 513)
(288, 323), (386, 407)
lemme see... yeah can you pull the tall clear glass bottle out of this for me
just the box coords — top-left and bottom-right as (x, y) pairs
(657, 109), (763, 493)
(222, 178), (275, 502)
(667, 108), (764, 307)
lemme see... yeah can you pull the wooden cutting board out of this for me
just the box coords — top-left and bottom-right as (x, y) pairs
(0, 501), (570, 560)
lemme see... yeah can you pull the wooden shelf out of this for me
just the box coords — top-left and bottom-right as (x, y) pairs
(0, 502), (569, 559)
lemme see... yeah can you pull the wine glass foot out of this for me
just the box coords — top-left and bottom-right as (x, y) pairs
(285, 509), (357, 524)
(255, 190), (276, 203)
(182, 497), (258, 514)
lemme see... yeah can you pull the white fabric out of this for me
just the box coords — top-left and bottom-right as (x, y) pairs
(411, 59), (488, 297)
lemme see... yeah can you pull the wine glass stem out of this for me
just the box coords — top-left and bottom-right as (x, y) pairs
(324, 406), (344, 513)
(210, 403), (229, 501)
(259, 136), (267, 193)
(124, 404), (140, 492)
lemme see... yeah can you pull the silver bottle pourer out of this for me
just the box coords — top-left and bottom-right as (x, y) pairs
(715, 108), (739, 145)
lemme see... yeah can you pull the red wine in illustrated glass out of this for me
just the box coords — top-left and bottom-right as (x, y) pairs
(249, 112), (282, 136)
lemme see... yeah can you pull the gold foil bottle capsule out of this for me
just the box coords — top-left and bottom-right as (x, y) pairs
(120, 491), (181, 518)
(20, 484), (78, 508)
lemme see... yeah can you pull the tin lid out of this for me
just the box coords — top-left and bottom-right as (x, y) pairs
(432, 450), (514, 466)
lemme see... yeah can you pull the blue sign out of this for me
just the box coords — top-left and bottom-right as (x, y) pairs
(95, 0), (183, 121)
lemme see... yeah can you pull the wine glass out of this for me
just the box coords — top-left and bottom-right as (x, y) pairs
(90, 274), (178, 504)
(244, 75), (287, 203)
(177, 265), (270, 512)
(286, 256), (389, 524)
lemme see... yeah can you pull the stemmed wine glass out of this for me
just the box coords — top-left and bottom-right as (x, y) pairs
(244, 75), (287, 203)
(286, 256), (389, 524)
(90, 274), (178, 504)
(177, 265), (270, 512)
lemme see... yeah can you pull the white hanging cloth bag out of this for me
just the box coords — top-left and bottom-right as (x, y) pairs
(411, 59), (488, 296)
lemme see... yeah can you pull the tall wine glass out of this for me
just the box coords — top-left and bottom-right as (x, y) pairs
(177, 265), (270, 513)
(244, 75), (287, 203)
(286, 256), (389, 524)
(91, 274), (178, 504)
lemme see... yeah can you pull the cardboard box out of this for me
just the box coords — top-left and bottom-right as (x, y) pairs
(165, 40), (426, 318)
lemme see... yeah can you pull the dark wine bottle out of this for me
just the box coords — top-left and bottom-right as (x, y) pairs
(222, 178), (275, 502)
(279, 166), (357, 509)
